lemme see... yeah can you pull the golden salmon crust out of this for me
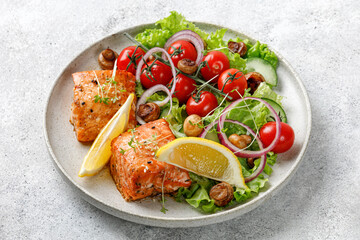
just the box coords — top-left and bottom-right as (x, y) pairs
(70, 70), (137, 142)
(110, 119), (192, 201)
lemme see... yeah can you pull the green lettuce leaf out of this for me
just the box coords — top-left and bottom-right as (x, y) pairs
(246, 175), (268, 192)
(203, 106), (224, 126)
(224, 99), (270, 136)
(135, 28), (171, 49)
(254, 153), (277, 176)
(223, 82), (283, 138)
(185, 185), (210, 208)
(156, 11), (208, 39)
(233, 163), (269, 203)
(229, 37), (278, 69)
(135, 81), (145, 97)
(175, 184), (200, 202)
(228, 52), (247, 72)
(240, 176), (267, 197)
(266, 151), (277, 166)
(175, 172), (217, 210)
(201, 199), (223, 213)
(161, 97), (188, 138)
(247, 41), (278, 69)
(206, 28), (227, 50)
(233, 188), (253, 202)
(252, 82), (283, 104)
(135, 11), (208, 49)
(188, 172), (216, 191)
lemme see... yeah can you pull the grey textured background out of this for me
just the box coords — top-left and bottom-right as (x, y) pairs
(1, 0), (359, 239)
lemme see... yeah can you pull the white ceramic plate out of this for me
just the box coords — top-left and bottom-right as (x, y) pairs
(44, 22), (311, 228)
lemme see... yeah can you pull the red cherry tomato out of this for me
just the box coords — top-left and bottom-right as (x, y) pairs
(167, 40), (197, 67)
(116, 46), (146, 76)
(172, 74), (197, 104)
(186, 91), (218, 117)
(140, 60), (173, 89)
(218, 69), (247, 100)
(260, 122), (295, 153)
(200, 51), (230, 83)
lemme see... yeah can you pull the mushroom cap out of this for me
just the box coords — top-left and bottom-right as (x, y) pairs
(98, 49), (118, 70)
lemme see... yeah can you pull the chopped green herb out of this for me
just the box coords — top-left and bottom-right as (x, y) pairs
(119, 148), (126, 155)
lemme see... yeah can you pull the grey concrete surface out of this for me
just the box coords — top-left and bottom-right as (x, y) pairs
(1, 0), (359, 239)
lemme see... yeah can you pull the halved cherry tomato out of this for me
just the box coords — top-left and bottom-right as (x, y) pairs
(116, 46), (146, 76)
(172, 74), (197, 104)
(259, 122), (295, 153)
(167, 40), (197, 67)
(186, 91), (218, 117)
(140, 60), (172, 89)
(200, 51), (230, 83)
(218, 69), (247, 100)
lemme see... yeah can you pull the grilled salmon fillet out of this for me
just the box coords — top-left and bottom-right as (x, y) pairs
(70, 70), (137, 142)
(110, 119), (191, 201)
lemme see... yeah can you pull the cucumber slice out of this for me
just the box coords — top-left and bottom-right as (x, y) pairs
(262, 98), (287, 123)
(246, 58), (278, 87)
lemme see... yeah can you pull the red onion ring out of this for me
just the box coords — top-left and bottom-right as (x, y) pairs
(162, 30), (204, 65)
(224, 120), (267, 182)
(217, 97), (282, 158)
(136, 84), (172, 125)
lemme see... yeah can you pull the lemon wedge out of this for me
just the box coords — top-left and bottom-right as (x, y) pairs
(78, 94), (135, 177)
(155, 137), (247, 189)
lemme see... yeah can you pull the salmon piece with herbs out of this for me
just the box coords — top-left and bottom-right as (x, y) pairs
(70, 70), (137, 142)
(110, 119), (191, 201)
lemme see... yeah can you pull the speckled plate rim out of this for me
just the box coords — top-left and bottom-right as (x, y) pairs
(44, 22), (312, 228)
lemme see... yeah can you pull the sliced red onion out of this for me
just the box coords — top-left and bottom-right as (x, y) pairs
(135, 47), (178, 95)
(136, 84), (173, 125)
(162, 30), (204, 65)
(217, 97), (282, 158)
(224, 120), (267, 182)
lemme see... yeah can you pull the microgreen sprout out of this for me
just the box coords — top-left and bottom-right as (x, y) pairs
(221, 128), (228, 133)
(92, 65), (126, 104)
(128, 129), (137, 152)
(93, 71), (108, 104)
(128, 135), (136, 152)
(188, 120), (204, 129)
(119, 148), (127, 155)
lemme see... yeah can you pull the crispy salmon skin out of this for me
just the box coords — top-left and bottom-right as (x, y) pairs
(110, 119), (191, 201)
(70, 70), (136, 142)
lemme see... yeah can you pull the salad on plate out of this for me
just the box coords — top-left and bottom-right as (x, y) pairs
(71, 11), (295, 214)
